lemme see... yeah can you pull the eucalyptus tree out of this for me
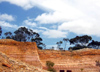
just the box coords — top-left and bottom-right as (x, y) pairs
(69, 35), (92, 47)
(12, 27), (44, 49)
(63, 38), (69, 50)
(56, 41), (63, 50)
(4, 32), (12, 39)
(88, 40), (100, 49)
(69, 35), (92, 50)
(0, 26), (2, 38)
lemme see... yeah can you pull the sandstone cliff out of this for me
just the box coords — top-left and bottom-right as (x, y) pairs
(0, 39), (48, 72)
(0, 51), (48, 72)
(0, 39), (100, 72)
(38, 49), (100, 72)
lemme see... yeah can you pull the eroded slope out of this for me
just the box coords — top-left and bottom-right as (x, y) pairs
(0, 39), (42, 68)
(0, 51), (48, 72)
(38, 49), (100, 72)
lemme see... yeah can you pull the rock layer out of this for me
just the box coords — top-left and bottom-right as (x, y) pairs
(0, 39), (100, 72)
(0, 50), (48, 72)
(38, 49), (100, 72)
(0, 39), (42, 68)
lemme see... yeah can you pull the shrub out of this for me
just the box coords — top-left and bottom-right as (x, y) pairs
(46, 61), (54, 67)
(6, 36), (11, 39)
(81, 68), (84, 72)
(46, 61), (56, 72)
(48, 67), (56, 72)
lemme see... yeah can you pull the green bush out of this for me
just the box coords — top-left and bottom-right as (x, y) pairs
(81, 68), (84, 71)
(6, 36), (11, 39)
(46, 61), (56, 72)
(48, 67), (56, 72)
(46, 61), (54, 67)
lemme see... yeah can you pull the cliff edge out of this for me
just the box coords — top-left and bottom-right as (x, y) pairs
(0, 39), (42, 68)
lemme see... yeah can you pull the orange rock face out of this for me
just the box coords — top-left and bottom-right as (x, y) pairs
(0, 39), (100, 72)
(0, 39), (42, 68)
(38, 49), (100, 72)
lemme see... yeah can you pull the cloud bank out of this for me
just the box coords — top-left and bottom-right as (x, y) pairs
(0, 14), (15, 21)
(0, 13), (18, 29)
(1, 0), (100, 37)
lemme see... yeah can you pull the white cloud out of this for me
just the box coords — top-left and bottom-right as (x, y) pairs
(35, 12), (72, 24)
(23, 18), (36, 27)
(58, 18), (100, 36)
(1, 0), (100, 37)
(42, 29), (67, 38)
(35, 1), (84, 24)
(0, 0), (35, 10)
(39, 27), (48, 30)
(33, 29), (44, 33)
(0, 21), (18, 28)
(0, 13), (17, 29)
(50, 25), (57, 29)
(35, 0), (100, 37)
(38, 27), (67, 38)
(0, 14), (15, 21)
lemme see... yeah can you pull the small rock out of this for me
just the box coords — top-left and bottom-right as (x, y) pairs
(2, 63), (11, 68)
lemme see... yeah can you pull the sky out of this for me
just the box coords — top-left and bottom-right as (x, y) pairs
(0, 0), (100, 50)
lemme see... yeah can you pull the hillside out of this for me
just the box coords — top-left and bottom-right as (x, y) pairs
(0, 39), (100, 72)
(0, 39), (42, 67)
(38, 49), (100, 72)
(0, 51), (47, 72)
(0, 39), (48, 72)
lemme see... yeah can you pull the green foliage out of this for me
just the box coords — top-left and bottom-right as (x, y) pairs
(69, 35), (92, 50)
(1, 26), (44, 49)
(88, 40), (100, 49)
(31, 38), (35, 42)
(48, 67), (56, 72)
(56, 41), (63, 49)
(69, 35), (92, 45)
(68, 45), (88, 50)
(6, 36), (11, 39)
(81, 68), (84, 71)
(46, 61), (54, 67)
(46, 61), (56, 72)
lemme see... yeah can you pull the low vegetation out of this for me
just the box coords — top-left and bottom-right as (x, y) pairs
(46, 61), (56, 72)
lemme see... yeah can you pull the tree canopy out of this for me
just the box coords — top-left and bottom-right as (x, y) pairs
(69, 35), (92, 46)
(1, 26), (100, 50)
(88, 40), (100, 49)
(69, 35), (92, 50)
(4, 32), (12, 39)
(2, 27), (44, 49)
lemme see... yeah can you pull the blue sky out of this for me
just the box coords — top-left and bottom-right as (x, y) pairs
(0, 0), (100, 50)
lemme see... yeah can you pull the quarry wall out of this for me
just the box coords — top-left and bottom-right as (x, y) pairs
(0, 39), (100, 72)
(38, 49), (100, 72)
(0, 39), (42, 68)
